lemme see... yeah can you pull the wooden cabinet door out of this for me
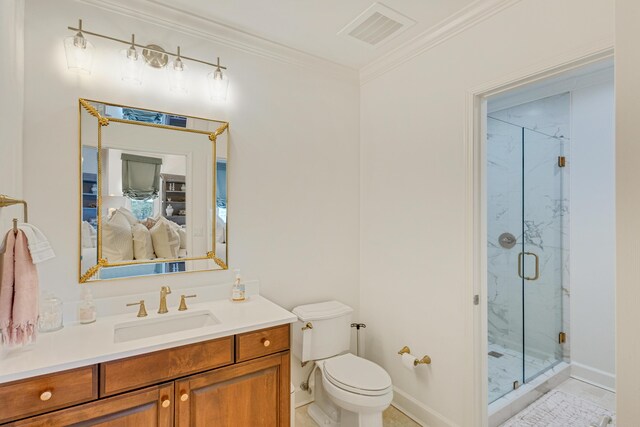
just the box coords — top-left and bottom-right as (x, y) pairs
(7, 383), (174, 427)
(176, 352), (290, 427)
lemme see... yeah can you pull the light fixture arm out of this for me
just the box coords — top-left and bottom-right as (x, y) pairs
(67, 21), (227, 70)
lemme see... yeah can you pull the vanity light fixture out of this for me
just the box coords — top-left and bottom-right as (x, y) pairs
(207, 57), (229, 101)
(120, 34), (143, 85)
(64, 19), (229, 99)
(63, 19), (94, 74)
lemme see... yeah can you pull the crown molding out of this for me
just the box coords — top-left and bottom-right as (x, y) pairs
(76, 0), (359, 82)
(360, 0), (523, 85)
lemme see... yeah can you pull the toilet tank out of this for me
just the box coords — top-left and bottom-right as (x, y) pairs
(292, 301), (353, 362)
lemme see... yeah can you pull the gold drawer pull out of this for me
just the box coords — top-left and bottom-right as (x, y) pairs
(161, 397), (171, 408)
(262, 338), (271, 347)
(40, 390), (53, 401)
(180, 392), (189, 402)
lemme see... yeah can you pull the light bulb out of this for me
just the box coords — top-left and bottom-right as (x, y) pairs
(126, 46), (138, 61)
(73, 33), (87, 49)
(173, 57), (184, 72)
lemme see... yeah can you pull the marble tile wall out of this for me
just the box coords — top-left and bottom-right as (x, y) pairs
(487, 93), (570, 398)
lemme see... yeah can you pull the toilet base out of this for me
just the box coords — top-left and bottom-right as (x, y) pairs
(341, 409), (383, 427)
(307, 402), (383, 427)
(308, 402), (339, 427)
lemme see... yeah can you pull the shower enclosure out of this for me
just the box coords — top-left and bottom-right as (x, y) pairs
(486, 94), (569, 403)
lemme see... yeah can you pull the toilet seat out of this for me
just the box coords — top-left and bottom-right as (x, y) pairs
(323, 354), (392, 396)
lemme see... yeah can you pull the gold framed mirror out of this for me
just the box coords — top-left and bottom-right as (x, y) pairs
(78, 99), (229, 282)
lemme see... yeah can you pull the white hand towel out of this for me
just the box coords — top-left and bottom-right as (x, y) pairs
(17, 223), (55, 264)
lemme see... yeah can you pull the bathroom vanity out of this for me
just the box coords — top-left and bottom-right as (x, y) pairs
(0, 296), (296, 426)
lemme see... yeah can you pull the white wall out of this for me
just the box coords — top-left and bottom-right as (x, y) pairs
(20, 0), (360, 400)
(0, 0), (24, 231)
(569, 80), (616, 389)
(22, 0), (360, 305)
(360, 0), (614, 425)
(615, 0), (640, 423)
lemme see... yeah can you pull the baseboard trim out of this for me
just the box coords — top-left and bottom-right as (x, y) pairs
(392, 386), (459, 427)
(570, 362), (616, 392)
(294, 389), (314, 408)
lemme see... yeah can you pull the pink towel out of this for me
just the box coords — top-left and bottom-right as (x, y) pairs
(0, 230), (39, 345)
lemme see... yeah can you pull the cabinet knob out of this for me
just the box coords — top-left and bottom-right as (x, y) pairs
(180, 392), (189, 402)
(40, 390), (53, 401)
(262, 338), (271, 347)
(161, 398), (171, 408)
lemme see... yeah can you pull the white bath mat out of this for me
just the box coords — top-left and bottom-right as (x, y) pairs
(500, 390), (615, 427)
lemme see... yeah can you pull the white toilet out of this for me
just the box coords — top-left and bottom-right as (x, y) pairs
(292, 301), (393, 427)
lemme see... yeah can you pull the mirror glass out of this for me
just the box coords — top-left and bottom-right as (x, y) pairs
(79, 99), (228, 282)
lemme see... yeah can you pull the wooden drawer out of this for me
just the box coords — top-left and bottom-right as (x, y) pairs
(100, 335), (234, 397)
(235, 324), (290, 362)
(0, 365), (98, 424)
(5, 383), (174, 427)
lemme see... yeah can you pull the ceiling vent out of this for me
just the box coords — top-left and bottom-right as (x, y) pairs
(339, 3), (415, 48)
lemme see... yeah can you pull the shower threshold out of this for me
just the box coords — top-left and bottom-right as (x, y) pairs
(488, 361), (571, 427)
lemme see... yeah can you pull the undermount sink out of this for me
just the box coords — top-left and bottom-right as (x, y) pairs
(113, 310), (219, 343)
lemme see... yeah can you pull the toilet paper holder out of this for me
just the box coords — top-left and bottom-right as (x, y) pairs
(398, 346), (432, 365)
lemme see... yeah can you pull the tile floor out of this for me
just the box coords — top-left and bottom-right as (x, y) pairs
(295, 404), (421, 427)
(488, 342), (556, 403)
(553, 378), (615, 412)
(296, 378), (615, 426)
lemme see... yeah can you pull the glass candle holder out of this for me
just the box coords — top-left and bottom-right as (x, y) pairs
(39, 293), (64, 333)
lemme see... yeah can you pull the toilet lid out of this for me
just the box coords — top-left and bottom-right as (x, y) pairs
(323, 354), (392, 396)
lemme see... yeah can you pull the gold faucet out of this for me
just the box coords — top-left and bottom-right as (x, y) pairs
(178, 294), (197, 311)
(158, 286), (172, 314)
(126, 300), (148, 317)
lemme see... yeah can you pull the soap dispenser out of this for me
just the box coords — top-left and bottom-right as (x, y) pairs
(232, 269), (246, 302)
(78, 287), (97, 324)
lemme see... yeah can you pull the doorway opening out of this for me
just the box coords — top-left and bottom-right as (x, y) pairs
(480, 59), (616, 426)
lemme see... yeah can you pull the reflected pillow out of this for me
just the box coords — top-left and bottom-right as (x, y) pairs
(167, 219), (187, 250)
(102, 211), (133, 262)
(216, 215), (226, 243)
(132, 223), (155, 260)
(176, 227), (187, 250)
(150, 217), (180, 259)
(117, 207), (139, 226)
(81, 221), (96, 248)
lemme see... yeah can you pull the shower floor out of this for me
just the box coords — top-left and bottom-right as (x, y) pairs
(488, 342), (557, 403)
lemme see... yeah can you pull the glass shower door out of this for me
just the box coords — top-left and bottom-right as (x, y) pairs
(522, 129), (566, 381)
(486, 118), (525, 402)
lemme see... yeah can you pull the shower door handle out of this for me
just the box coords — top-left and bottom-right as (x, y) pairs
(518, 252), (540, 281)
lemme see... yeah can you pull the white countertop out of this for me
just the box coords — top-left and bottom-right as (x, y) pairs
(0, 295), (297, 384)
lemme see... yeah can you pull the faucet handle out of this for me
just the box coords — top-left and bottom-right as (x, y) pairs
(178, 294), (197, 311)
(126, 300), (148, 317)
